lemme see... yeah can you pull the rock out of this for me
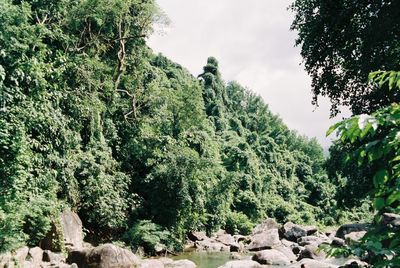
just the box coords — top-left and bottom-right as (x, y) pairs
(230, 252), (242, 260)
(14, 246), (29, 265)
(43, 250), (65, 263)
(281, 238), (297, 248)
(274, 246), (297, 262)
(233, 235), (248, 243)
(252, 218), (279, 235)
(167, 259), (197, 268)
(218, 260), (262, 268)
(336, 224), (369, 239)
(339, 259), (369, 268)
(140, 259), (164, 268)
(298, 245), (326, 260)
(252, 249), (291, 265)
(158, 257), (174, 265)
(247, 228), (280, 251)
(215, 234), (240, 252)
(381, 213), (400, 227)
(325, 228), (337, 238)
(304, 226), (318, 235)
(297, 236), (323, 246)
(292, 245), (305, 255)
(60, 210), (84, 250)
(344, 231), (366, 243)
(23, 261), (35, 268)
(331, 237), (346, 247)
(188, 231), (208, 242)
(0, 252), (12, 268)
(292, 258), (339, 268)
(282, 222), (308, 242)
(195, 239), (230, 252)
(67, 244), (141, 268)
(27, 247), (43, 266)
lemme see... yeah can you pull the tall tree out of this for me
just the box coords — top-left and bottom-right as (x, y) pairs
(291, 0), (400, 115)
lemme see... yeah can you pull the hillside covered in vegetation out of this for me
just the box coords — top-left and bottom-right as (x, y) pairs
(0, 0), (385, 256)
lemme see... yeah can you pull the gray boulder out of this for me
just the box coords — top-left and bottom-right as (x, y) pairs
(297, 236), (323, 246)
(252, 249), (291, 265)
(195, 239), (230, 252)
(252, 218), (279, 235)
(247, 228), (280, 251)
(274, 246), (297, 262)
(292, 258), (339, 268)
(298, 245), (326, 261)
(331, 237), (346, 247)
(67, 244), (141, 268)
(188, 231), (208, 242)
(282, 222), (308, 242)
(336, 224), (369, 239)
(216, 234), (240, 252)
(218, 260), (262, 268)
(13, 246), (29, 265)
(344, 231), (366, 243)
(0, 252), (12, 268)
(27, 247), (43, 266)
(381, 213), (400, 227)
(60, 210), (84, 250)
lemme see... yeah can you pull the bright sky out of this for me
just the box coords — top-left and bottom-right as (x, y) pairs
(148, 0), (349, 148)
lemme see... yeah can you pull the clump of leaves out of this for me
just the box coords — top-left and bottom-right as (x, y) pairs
(123, 220), (180, 255)
(327, 71), (400, 267)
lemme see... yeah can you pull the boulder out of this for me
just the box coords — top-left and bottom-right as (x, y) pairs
(252, 249), (291, 265)
(43, 250), (65, 263)
(331, 237), (346, 247)
(233, 235), (248, 243)
(252, 218), (279, 235)
(298, 245), (326, 261)
(292, 258), (339, 268)
(281, 238), (297, 248)
(140, 259), (164, 268)
(158, 257), (174, 266)
(188, 231), (208, 242)
(60, 210), (84, 250)
(215, 234), (240, 251)
(292, 245), (305, 255)
(167, 259), (197, 268)
(27, 247), (43, 266)
(336, 224), (368, 239)
(195, 239), (230, 252)
(0, 252), (12, 268)
(339, 259), (369, 268)
(297, 236), (323, 247)
(344, 231), (366, 243)
(218, 260), (262, 268)
(247, 228), (280, 251)
(304, 226), (318, 235)
(282, 222), (308, 242)
(274, 246), (297, 262)
(13, 246), (29, 265)
(67, 244), (141, 268)
(381, 213), (400, 227)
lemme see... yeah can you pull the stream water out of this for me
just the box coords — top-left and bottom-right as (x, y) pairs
(172, 252), (233, 268)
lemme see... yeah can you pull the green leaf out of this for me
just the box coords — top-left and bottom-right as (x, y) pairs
(374, 197), (385, 210)
(387, 191), (400, 205)
(373, 169), (388, 188)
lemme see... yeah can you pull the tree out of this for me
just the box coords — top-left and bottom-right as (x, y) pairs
(291, 0), (400, 115)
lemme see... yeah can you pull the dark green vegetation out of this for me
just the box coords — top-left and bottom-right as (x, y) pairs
(291, 0), (400, 115)
(0, 0), (342, 253)
(292, 0), (400, 266)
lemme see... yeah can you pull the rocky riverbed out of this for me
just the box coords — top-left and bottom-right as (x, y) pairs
(2, 209), (399, 267)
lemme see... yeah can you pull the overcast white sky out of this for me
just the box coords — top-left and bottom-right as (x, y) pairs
(148, 0), (349, 148)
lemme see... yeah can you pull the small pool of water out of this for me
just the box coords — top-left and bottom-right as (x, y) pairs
(172, 251), (233, 268)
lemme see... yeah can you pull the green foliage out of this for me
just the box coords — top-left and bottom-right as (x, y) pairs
(225, 212), (253, 235)
(0, 0), (336, 254)
(327, 71), (400, 267)
(123, 220), (179, 255)
(291, 1), (400, 115)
